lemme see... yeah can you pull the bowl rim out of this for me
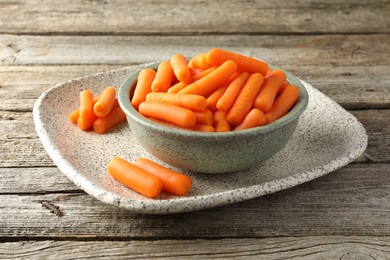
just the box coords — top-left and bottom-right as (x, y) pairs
(118, 60), (309, 139)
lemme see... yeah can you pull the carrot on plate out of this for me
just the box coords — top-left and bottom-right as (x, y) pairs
(216, 72), (250, 112)
(93, 106), (127, 134)
(206, 48), (268, 76)
(213, 110), (231, 132)
(77, 90), (96, 130)
(170, 54), (191, 83)
(178, 60), (237, 97)
(138, 101), (196, 128)
(151, 60), (174, 92)
(254, 70), (286, 113)
(145, 92), (207, 111)
(70, 96), (100, 124)
(234, 108), (266, 131)
(93, 86), (116, 117)
(226, 73), (264, 126)
(131, 68), (156, 109)
(133, 158), (192, 196)
(108, 157), (162, 198)
(265, 84), (299, 124)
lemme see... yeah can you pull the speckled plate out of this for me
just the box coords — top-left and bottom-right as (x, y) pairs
(33, 64), (367, 214)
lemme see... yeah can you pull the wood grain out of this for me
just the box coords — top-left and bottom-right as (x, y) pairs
(0, 237), (389, 259)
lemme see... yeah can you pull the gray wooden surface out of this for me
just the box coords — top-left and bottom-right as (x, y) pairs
(0, 0), (389, 258)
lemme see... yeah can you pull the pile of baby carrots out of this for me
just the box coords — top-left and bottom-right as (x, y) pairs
(70, 86), (127, 134)
(131, 48), (300, 132)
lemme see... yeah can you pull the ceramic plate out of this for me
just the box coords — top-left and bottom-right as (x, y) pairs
(33, 64), (368, 214)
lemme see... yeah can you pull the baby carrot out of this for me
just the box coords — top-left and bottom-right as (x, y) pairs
(139, 101), (196, 128)
(265, 84), (300, 124)
(189, 124), (215, 132)
(131, 68), (156, 109)
(216, 72), (250, 112)
(234, 108), (266, 131)
(254, 70), (286, 113)
(151, 60), (174, 92)
(194, 109), (213, 125)
(108, 157), (162, 199)
(178, 60), (237, 97)
(133, 158), (192, 196)
(206, 86), (227, 112)
(145, 92), (207, 111)
(70, 96), (100, 124)
(167, 66), (216, 94)
(226, 73), (264, 126)
(93, 86), (116, 117)
(278, 80), (289, 94)
(206, 48), (268, 76)
(77, 90), (96, 130)
(188, 53), (212, 69)
(93, 107), (127, 134)
(189, 67), (204, 77)
(213, 110), (231, 132)
(170, 54), (191, 83)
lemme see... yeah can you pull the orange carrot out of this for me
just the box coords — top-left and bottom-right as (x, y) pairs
(278, 80), (289, 94)
(170, 54), (191, 83)
(234, 108), (266, 131)
(133, 158), (192, 196)
(254, 70), (286, 113)
(188, 53), (212, 69)
(77, 90), (96, 130)
(189, 67), (204, 77)
(146, 92), (207, 111)
(189, 124), (215, 132)
(93, 107), (127, 134)
(194, 109), (213, 125)
(108, 157), (162, 198)
(139, 101), (196, 128)
(206, 86), (227, 111)
(151, 61), (174, 92)
(168, 66), (216, 94)
(93, 86), (116, 117)
(265, 84), (300, 124)
(216, 72), (250, 112)
(70, 96), (100, 124)
(206, 48), (268, 76)
(226, 73), (264, 126)
(213, 110), (231, 132)
(177, 60), (237, 97)
(131, 68), (156, 109)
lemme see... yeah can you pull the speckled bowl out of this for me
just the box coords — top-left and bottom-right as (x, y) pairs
(118, 62), (309, 173)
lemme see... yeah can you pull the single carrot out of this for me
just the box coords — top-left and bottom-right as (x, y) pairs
(278, 80), (289, 94)
(265, 84), (300, 124)
(206, 86), (227, 112)
(131, 68), (156, 109)
(254, 70), (286, 113)
(77, 90), (96, 130)
(93, 107), (127, 134)
(177, 60), (237, 97)
(167, 66), (216, 94)
(234, 108), (266, 131)
(194, 109), (213, 125)
(145, 92), (207, 111)
(93, 86), (116, 117)
(213, 110), (231, 132)
(138, 101), (196, 128)
(151, 60), (174, 92)
(133, 158), (192, 196)
(188, 53), (212, 69)
(189, 67), (204, 77)
(189, 124), (215, 132)
(70, 96), (100, 124)
(108, 157), (162, 198)
(170, 54), (191, 83)
(206, 48), (268, 76)
(216, 72), (250, 112)
(226, 73), (264, 126)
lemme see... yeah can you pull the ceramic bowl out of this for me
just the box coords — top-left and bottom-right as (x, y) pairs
(118, 62), (309, 173)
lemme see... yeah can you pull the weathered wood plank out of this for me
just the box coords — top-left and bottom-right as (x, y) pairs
(0, 164), (389, 238)
(1, 34), (389, 66)
(0, 237), (389, 259)
(0, 0), (388, 34)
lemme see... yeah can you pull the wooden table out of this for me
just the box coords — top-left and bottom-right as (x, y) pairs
(1, 0), (389, 258)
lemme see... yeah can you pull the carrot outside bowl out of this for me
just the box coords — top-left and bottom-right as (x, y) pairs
(118, 61), (309, 173)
